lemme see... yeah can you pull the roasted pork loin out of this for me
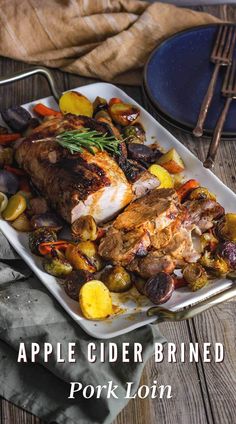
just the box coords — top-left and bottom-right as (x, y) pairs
(16, 114), (159, 224)
(99, 188), (225, 278)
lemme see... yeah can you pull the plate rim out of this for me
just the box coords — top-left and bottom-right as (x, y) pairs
(143, 22), (236, 138)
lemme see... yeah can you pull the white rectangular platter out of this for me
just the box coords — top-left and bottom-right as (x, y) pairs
(0, 82), (235, 339)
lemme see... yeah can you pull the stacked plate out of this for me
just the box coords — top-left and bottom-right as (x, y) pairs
(143, 24), (236, 138)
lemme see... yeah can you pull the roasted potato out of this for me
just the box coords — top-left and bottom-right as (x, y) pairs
(79, 280), (113, 319)
(59, 91), (93, 117)
(102, 266), (132, 293)
(144, 272), (174, 304)
(157, 148), (185, 174)
(109, 102), (140, 126)
(0, 192), (8, 213)
(12, 213), (32, 232)
(2, 193), (27, 221)
(66, 241), (102, 273)
(148, 164), (174, 189)
(189, 187), (216, 201)
(71, 215), (98, 242)
(217, 241), (236, 270)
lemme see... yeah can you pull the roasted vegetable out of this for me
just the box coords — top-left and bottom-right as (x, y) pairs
(66, 241), (102, 272)
(29, 197), (48, 216)
(0, 192), (8, 213)
(217, 241), (236, 270)
(59, 91), (93, 117)
(157, 148), (185, 174)
(64, 270), (93, 300)
(216, 213), (236, 242)
(0, 133), (21, 145)
(2, 193), (27, 221)
(33, 103), (61, 118)
(200, 232), (219, 252)
(79, 280), (113, 319)
(148, 164), (173, 188)
(29, 228), (57, 255)
(183, 263), (208, 291)
(38, 241), (70, 256)
(134, 275), (146, 295)
(11, 213), (32, 232)
(173, 277), (188, 289)
(43, 255), (72, 277)
(177, 179), (200, 202)
(109, 102), (140, 126)
(189, 187), (216, 201)
(200, 251), (229, 277)
(93, 96), (108, 115)
(109, 98), (122, 107)
(1, 106), (32, 132)
(30, 212), (63, 231)
(0, 147), (13, 166)
(0, 170), (19, 194)
(71, 215), (98, 242)
(127, 143), (154, 164)
(144, 272), (174, 304)
(123, 123), (146, 144)
(102, 266), (132, 293)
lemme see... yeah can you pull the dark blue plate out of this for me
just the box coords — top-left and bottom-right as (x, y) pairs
(144, 24), (236, 138)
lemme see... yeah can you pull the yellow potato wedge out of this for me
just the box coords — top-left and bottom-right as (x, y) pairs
(148, 164), (174, 189)
(157, 148), (185, 174)
(0, 192), (8, 213)
(59, 91), (93, 117)
(11, 213), (32, 232)
(2, 193), (27, 221)
(79, 280), (113, 320)
(109, 102), (140, 126)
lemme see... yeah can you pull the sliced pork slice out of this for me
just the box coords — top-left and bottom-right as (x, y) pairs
(127, 252), (176, 279)
(183, 199), (225, 234)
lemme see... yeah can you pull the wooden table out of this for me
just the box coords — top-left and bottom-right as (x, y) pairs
(0, 4), (236, 424)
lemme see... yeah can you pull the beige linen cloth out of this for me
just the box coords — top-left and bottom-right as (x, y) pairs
(0, 0), (219, 84)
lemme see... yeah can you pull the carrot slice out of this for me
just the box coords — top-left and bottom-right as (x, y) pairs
(39, 241), (70, 256)
(0, 133), (21, 145)
(4, 165), (26, 176)
(33, 103), (62, 118)
(177, 179), (200, 202)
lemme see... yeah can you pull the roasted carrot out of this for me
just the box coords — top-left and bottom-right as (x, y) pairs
(39, 241), (70, 256)
(33, 103), (62, 118)
(0, 133), (21, 145)
(177, 179), (200, 202)
(108, 97), (122, 107)
(4, 165), (26, 176)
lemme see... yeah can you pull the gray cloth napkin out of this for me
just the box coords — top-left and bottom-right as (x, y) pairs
(0, 231), (166, 424)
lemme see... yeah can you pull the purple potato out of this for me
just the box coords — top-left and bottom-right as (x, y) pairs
(144, 272), (174, 304)
(31, 212), (63, 232)
(2, 106), (32, 133)
(218, 241), (236, 270)
(0, 170), (19, 194)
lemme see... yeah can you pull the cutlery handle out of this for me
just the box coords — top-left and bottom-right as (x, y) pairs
(193, 62), (221, 137)
(204, 96), (232, 169)
(147, 284), (236, 324)
(0, 66), (62, 102)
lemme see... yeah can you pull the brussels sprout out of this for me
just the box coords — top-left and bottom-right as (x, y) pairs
(64, 270), (93, 300)
(29, 228), (57, 255)
(93, 96), (108, 116)
(144, 272), (174, 304)
(43, 256), (72, 277)
(0, 147), (13, 167)
(217, 241), (236, 270)
(102, 266), (132, 293)
(71, 215), (98, 242)
(200, 232), (219, 253)
(123, 123), (146, 143)
(134, 275), (146, 295)
(189, 187), (216, 201)
(200, 251), (229, 277)
(216, 213), (236, 242)
(183, 263), (208, 291)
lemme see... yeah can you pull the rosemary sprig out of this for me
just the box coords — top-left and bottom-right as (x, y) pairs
(55, 128), (120, 155)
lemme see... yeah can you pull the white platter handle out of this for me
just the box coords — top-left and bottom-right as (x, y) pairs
(0, 66), (62, 102)
(147, 283), (236, 324)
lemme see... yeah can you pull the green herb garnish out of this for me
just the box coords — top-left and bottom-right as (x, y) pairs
(56, 128), (120, 155)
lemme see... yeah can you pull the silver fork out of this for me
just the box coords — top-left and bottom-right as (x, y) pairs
(204, 60), (236, 169)
(193, 24), (236, 137)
